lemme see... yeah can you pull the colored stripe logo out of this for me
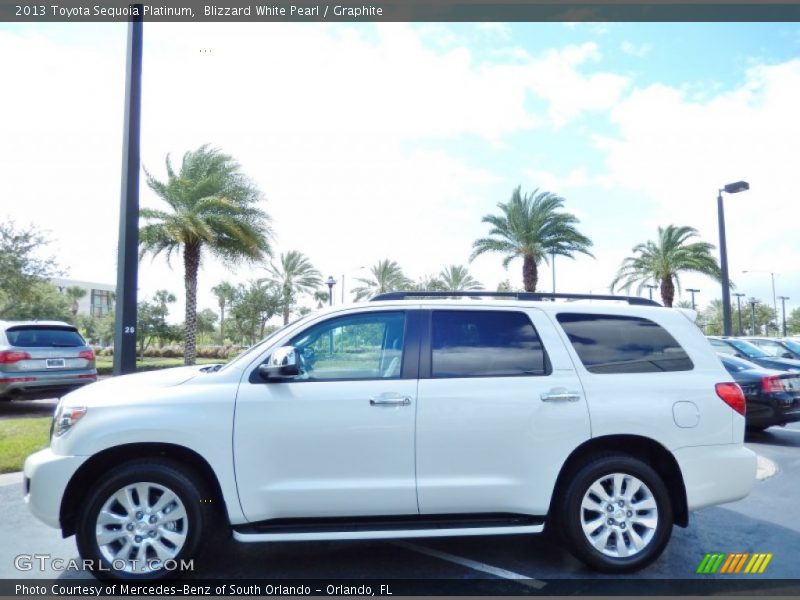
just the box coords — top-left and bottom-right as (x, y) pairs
(697, 553), (772, 574)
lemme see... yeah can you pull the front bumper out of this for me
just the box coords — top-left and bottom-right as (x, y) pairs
(674, 444), (757, 511)
(24, 448), (88, 529)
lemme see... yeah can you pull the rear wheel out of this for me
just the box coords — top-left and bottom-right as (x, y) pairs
(560, 455), (673, 573)
(76, 460), (207, 580)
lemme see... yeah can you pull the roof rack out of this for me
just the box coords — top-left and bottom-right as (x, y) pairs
(369, 291), (661, 306)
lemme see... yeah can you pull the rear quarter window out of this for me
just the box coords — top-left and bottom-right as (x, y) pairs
(556, 313), (693, 374)
(5, 327), (86, 348)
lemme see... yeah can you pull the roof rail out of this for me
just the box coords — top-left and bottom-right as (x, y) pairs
(369, 291), (661, 306)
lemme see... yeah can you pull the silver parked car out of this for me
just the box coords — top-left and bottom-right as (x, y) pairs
(0, 321), (97, 401)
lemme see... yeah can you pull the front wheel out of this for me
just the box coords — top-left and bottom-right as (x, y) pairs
(560, 455), (673, 573)
(76, 460), (207, 580)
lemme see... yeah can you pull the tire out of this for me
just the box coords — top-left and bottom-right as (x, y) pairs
(75, 459), (209, 581)
(559, 454), (673, 573)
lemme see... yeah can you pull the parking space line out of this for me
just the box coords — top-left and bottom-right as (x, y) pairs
(393, 541), (546, 589)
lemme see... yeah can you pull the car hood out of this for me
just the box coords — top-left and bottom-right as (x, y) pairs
(62, 365), (211, 406)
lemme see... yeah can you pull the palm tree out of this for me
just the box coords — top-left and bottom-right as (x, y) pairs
(471, 186), (594, 292)
(64, 286), (87, 323)
(139, 145), (273, 365)
(211, 281), (237, 344)
(610, 225), (722, 307)
(439, 265), (482, 291)
(266, 250), (322, 325)
(413, 274), (445, 292)
(352, 259), (412, 301)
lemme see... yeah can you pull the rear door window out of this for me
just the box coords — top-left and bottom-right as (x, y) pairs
(556, 313), (693, 374)
(431, 310), (549, 378)
(6, 327), (85, 348)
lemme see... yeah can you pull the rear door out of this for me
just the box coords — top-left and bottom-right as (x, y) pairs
(415, 306), (590, 516)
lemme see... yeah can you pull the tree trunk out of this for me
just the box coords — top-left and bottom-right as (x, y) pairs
(183, 242), (200, 365)
(522, 253), (538, 292)
(661, 275), (675, 307)
(219, 301), (225, 346)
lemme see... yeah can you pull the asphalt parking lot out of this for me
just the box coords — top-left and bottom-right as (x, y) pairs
(1, 399), (799, 593)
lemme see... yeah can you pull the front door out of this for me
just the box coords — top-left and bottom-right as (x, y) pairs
(233, 309), (420, 523)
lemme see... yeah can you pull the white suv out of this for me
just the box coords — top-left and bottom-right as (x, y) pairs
(24, 292), (756, 580)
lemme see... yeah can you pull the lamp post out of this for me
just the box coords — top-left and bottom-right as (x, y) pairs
(113, 9), (144, 376)
(325, 276), (336, 306)
(742, 270), (778, 336)
(748, 297), (758, 335)
(778, 296), (790, 337)
(645, 284), (657, 302)
(686, 288), (700, 311)
(717, 181), (750, 336)
(551, 250), (556, 294)
(733, 292), (746, 336)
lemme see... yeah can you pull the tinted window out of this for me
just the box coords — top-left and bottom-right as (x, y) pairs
(557, 313), (693, 374)
(288, 312), (405, 380)
(6, 327), (85, 348)
(431, 310), (549, 378)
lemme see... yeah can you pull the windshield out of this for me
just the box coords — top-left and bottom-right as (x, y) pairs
(728, 339), (769, 358)
(6, 326), (85, 348)
(782, 340), (800, 354)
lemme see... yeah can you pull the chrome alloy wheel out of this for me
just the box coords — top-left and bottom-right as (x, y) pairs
(95, 482), (188, 573)
(579, 473), (658, 558)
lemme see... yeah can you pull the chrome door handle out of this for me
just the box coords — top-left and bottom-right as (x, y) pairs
(369, 395), (411, 406)
(541, 389), (581, 402)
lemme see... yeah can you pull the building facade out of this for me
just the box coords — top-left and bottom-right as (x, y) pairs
(51, 278), (116, 317)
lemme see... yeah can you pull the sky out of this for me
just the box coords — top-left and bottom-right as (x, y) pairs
(1, 21), (799, 324)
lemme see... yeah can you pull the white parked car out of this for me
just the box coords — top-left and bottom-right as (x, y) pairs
(24, 292), (756, 580)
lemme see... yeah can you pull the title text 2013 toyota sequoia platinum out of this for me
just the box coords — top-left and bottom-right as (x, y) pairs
(24, 292), (756, 580)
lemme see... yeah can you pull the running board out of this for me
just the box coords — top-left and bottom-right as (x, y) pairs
(232, 513), (545, 542)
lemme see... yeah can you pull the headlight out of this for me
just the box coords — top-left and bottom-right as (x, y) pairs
(52, 403), (88, 438)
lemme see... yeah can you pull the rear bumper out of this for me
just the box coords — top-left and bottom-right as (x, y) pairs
(0, 370), (96, 400)
(24, 448), (87, 529)
(674, 444), (757, 511)
(746, 394), (800, 428)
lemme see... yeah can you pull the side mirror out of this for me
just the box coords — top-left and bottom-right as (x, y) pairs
(734, 353), (744, 359)
(258, 346), (301, 380)
(783, 352), (794, 359)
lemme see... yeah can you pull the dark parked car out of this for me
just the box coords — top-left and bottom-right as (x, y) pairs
(743, 337), (800, 360)
(0, 321), (97, 401)
(718, 354), (800, 431)
(708, 336), (800, 372)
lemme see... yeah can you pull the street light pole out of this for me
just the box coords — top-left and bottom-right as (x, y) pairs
(552, 251), (556, 294)
(113, 10), (143, 376)
(645, 284), (657, 302)
(717, 181), (750, 336)
(749, 297), (758, 335)
(325, 276), (336, 307)
(778, 296), (790, 337)
(743, 270), (779, 336)
(733, 292), (745, 336)
(687, 288), (700, 311)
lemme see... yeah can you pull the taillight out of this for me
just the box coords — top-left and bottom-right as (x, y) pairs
(761, 375), (784, 393)
(78, 350), (95, 361)
(0, 351), (31, 364)
(716, 382), (746, 416)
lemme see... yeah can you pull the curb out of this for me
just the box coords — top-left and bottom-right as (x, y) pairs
(756, 454), (778, 481)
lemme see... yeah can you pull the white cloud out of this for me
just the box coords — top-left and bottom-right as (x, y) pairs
(620, 40), (652, 58)
(588, 60), (800, 307)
